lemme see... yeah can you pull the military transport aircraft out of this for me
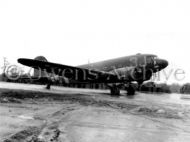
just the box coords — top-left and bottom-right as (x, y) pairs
(18, 53), (168, 96)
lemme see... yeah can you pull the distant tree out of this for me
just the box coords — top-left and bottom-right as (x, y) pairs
(140, 82), (171, 93)
(0, 73), (3, 81)
(140, 82), (156, 92)
(169, 83), (181, 93)
(157, 83), (171, 93)
(0, 73), (8, 82)
(180, 83), (190, 94)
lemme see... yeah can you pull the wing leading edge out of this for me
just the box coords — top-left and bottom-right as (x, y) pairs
(17, 58), (120, 83)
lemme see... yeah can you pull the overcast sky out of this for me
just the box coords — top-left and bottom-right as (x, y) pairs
(0, 0), (190, 84)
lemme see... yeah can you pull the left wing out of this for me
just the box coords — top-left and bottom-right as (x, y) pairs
(18, 58), (120, 83)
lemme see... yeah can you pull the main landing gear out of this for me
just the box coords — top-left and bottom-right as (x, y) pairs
(108, 83), (136, 96)
(125, 83), (135, 95)
(110, 84), (120, 96)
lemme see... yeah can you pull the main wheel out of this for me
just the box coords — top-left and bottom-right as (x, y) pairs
(126, 84), (135, 95)
(110, 86), (120, 96)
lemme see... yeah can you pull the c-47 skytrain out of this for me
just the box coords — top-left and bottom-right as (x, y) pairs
(18, 53), (168, 96)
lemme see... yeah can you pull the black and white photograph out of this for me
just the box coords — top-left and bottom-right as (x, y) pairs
(0, 0), (190, 141)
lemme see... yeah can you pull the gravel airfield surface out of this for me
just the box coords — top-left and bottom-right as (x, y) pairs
(1, 82), (190, 142)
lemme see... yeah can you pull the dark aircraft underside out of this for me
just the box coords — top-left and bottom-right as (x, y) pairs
(17, 54), (168, 96)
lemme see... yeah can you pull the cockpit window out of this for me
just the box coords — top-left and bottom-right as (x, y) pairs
(146, 56), (157, 65)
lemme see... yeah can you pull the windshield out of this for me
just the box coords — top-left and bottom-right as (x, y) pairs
(146, 56), (157, 65)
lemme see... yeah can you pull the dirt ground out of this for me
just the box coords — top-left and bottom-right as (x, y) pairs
(1, 82), (190, 142)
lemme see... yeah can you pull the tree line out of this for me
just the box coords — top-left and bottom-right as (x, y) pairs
(1, 73), (190, 94)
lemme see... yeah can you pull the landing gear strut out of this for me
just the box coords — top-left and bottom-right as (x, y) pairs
(46, 78), (52, 90)
(137, 81), (143, 91)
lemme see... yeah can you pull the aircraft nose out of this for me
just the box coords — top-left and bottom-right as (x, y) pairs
(156, 59), (168, 69)
(162, 59), (168, 68)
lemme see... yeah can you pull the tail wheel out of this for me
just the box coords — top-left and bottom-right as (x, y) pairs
(46, 77), (52, 90)
(46, 83), (51, 89)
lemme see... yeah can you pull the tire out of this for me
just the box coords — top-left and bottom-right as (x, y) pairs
(126, 84), (135, 95)
(110, 87), (120, 96)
